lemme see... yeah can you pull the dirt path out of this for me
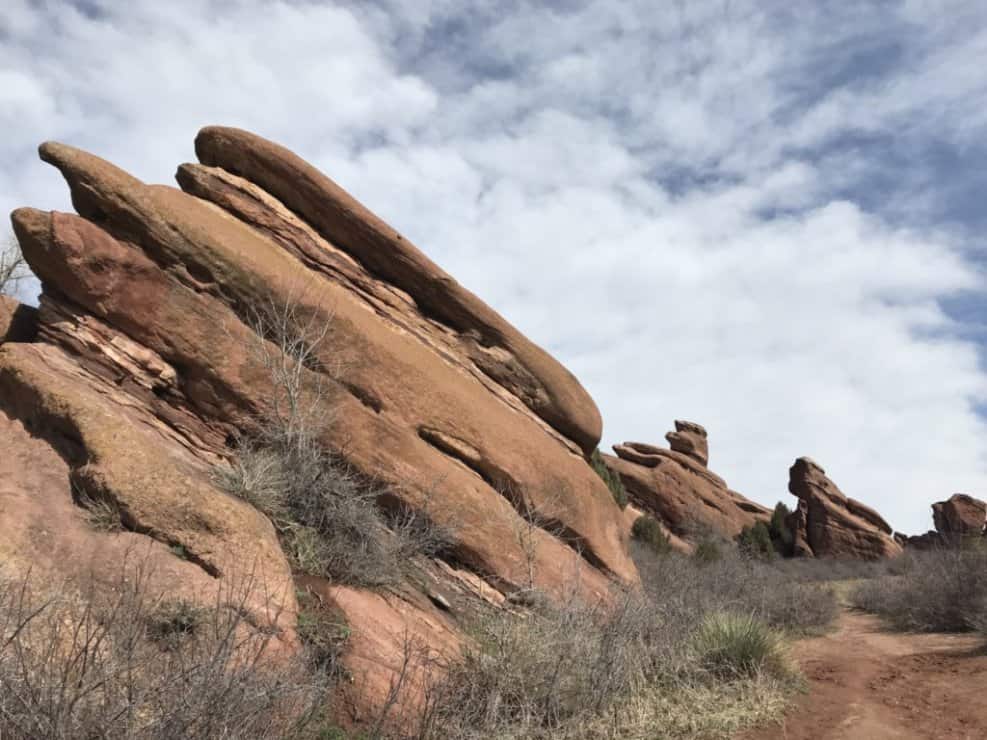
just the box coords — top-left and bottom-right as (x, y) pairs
(740, 610), (987, 740)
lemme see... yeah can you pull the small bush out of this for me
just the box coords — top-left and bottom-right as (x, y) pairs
(217, 298), (454, 588)
(590, 449), (628, 509)
(848, 547), (987, 632)
(295, 590), (350, 671)
(694, 538), (723, 565)
(424, 545), (825, 739)
(219, 430), (450, 587)
(768, 502), (793, 556)
(692, 612), (789, 679)
(147, 599), (206, 649)
(631, 515), (672, 555)
(738, 522), (775, 560)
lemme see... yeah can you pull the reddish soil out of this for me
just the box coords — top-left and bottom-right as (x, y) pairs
(741, 610), (987, 740)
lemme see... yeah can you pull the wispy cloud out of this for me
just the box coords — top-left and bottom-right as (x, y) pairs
(2, 0), (986, 532)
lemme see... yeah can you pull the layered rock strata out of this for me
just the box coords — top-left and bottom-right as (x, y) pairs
(1, 127), (635, 724)
(603, 421), (770, 541)
(786, 457), (902, 560)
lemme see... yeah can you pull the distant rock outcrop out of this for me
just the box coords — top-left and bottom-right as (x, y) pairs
(1, 127), (636, 725)
(900, 493), (986, 549)
(933, 494), (986, 542)
(665, 419), (709, 467)
(603, 421), (770, 541)
(786, 457), (902, 560)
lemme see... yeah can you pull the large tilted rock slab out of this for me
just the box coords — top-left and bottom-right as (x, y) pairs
(787, 457), (902, 560)
(190, 126), (602, 457)
(603, 422), (769, 540)
(17, 139), (633, 592)
(3, 128), (635, 725)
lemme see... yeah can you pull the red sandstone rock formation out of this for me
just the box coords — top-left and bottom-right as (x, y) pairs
(665, 419), (708, 467)
(901, 493), (986, 549)
(933, 494), (986, 542)
(603, 422), (770, 541)
(786, 457), (902, 560)
(0, 127), (635, 726)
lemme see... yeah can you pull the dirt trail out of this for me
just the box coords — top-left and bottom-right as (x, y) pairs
(740, 609), (987, 740)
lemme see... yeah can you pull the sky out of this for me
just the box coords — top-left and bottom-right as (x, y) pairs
(2, 0), (986, 535)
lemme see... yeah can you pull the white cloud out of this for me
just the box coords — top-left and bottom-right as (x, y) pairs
(2, 0), (986, 534)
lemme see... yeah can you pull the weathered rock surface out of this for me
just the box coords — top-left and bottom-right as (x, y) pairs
(666, 419), (709, 467)
(787, 457), (902, 560)
(1, 127), (634, 723)
(900, 493), (986, 549)
(933, 494), (986, 543)
(603, 422), (770, 541)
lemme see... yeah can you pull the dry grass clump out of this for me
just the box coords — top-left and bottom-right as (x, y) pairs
(419, 544), (826, 740)
(692, 612), (790, 678)
(421, 592), (651, 737)
(216, 296), (453, 588)
(220, 432), (393, 585)
(848, 546), (987, 633)
(0, 561), (331, 740)
(218, 427), (452, 587)
(635, 543), (839, 636)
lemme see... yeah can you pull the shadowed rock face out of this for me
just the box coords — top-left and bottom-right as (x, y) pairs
(1, 127), (635, 725)
(786, 457), (902, 560)
(901, 493), (986, 549)
(603, 422), (770, 541)
(0, 296), (36, 343)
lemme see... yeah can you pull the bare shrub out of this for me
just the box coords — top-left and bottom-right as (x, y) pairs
(294, 589), (350, 672)
(420, 545), (815, 740)
(0, 559), (331, 740)
(848, 547), (987, 633)
(968, 595), (987, 639)
(766, 554), (895, 583)
(421, 591), (653, 738)
(633, 543), (839, 636)
(1, 236), (30, 296)
(216, 294), (453, 587)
